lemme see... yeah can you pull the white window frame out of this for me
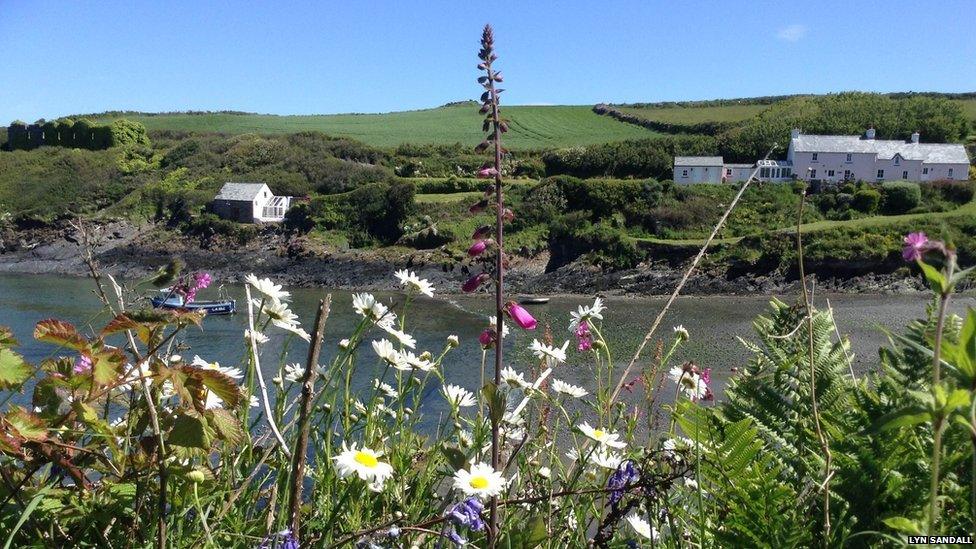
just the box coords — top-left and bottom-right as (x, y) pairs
(812, 153), (818, 161)
(877, 169), (884, 179)
(902, 170), (908, 180)
(949, 168), (954, 178)
(846, 153), (852, 162)
(923, 167), (929, 175)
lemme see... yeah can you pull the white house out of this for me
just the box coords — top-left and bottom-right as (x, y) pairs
(674, 156), (724, 184)
(211, 182), (292, 223)
(788, 128), (970, 183)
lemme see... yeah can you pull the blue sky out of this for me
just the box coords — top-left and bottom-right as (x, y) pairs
(2, 0), (974, 122)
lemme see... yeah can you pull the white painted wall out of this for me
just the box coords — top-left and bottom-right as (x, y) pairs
(675, 164), (723, 184)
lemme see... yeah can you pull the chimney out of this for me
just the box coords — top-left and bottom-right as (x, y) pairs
(911, 131), (920, 143)
(865, 127), (876, 140)
(790, 128), (800, 139)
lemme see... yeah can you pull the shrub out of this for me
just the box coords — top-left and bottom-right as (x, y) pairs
(547, 212), (643, 269)
(880, 181), (920, 214)
(519, 179), (567, 225)
(927, 179), (975, 204)
(852, 188), (880, 213)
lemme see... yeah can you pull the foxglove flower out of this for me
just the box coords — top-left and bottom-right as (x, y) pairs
(505, 302), (537, 330)
(477, 166), (498, 178)
(462, 273), (490, 293)
(575, 320), (593, 351)
(468, 239), (490, 257)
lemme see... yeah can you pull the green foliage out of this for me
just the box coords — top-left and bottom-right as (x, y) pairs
(881, 181), (921, 214)
(310, 180), (416, 244)
(852, 189), (881, 213)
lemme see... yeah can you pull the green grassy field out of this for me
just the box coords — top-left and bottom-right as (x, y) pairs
(87, 105), (661, 150)
(616, 103), (770, 125)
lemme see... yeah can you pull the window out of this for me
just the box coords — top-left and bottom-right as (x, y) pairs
(812, 153), (818, 161)
(902, 170), (908, 180)
(949, 168), (954, 178)
(681, 170), (688, 177)
(828, 170), (835, 177)
(726, 168), (732, 176)
(782, 168), (791, 178)
(877, 169), (884, 179)
(923, 167), (929, 175)
(894, 156), (900, 165)
(760, 167), (769, 178)
(844, 170), (851, 180)
(774, 168), (780, 178)
(810, 169), (816, 179)
(846, 153), (852, 162)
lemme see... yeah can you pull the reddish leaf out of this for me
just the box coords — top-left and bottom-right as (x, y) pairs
(34, 319), (87, 351)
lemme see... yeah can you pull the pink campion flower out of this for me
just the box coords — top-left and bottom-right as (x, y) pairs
(903, 232), (929, 262)
(505, 302), (537, 330)
(468, 240), (490, 257)
(73, 355), (93, 375)
(575, 320), (593, 351)
(477, 166), (498, 179)
(462, 273), (490, 293)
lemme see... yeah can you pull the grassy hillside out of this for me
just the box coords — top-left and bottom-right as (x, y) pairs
(86, 105), (661, 150)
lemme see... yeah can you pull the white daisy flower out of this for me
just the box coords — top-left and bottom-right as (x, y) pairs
(446, 334), (460, 348)
(333, 443), (394, 493)
(190, 355), (243, 380)
(245, 330), (270, 344)
(338, 338), (351, 350)
(258, 299), (310, 341)
(569, 297), (605, 332)
(398, 351), (434, 372)
(283, 363), (305, 383)
(578, 422), (627, 449)
(353, 399), (368, 415)
(500, 366), (528, 389)
(372, 339), (403, 367)
(539, 467), (551, 479)
(442, 384), (477, 409)
(668, 366), (707, 400)
(394, 269), (435, 298)
(381, 325), (416, 349)
(373, 379), (399, 399)
(453, 462), (507, 499)
(625, 513), (658, 540)
(551, 379), (587, 398)
(248, 394), (259, 408)
(245, 274), (291, 302)
(488, 317), (509, 339)
(529, 340), (569, 366)
(673, 325), (690, 342)
(590, 447), (623, 470)
(352, 293), (395, 325)
(684, 477), (698, 489)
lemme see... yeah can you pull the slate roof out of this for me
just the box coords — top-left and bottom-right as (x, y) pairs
(674, 156), (724, 167)
(724, 163), (754, 168)
(791, 135), (969, 164)
(213, 182), (268, 201)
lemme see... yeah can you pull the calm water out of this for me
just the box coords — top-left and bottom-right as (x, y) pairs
(1, 273), (972, 421)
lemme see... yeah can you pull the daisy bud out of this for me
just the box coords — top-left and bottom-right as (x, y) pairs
(505, 302), (537, 330)
(187, 470), (206, 484)
(447, 334), (460, 348)
(462, 273), (490, 293)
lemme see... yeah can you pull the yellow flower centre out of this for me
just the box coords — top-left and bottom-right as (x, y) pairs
(469, 475), (490, 490)
(594, 429), (605, 439)
(353, 450), (378, 468)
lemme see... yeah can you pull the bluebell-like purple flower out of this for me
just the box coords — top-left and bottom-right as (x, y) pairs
(448, 498), (485, 531)
(607, 460), (641, 507)
(260, 528), (299, 549)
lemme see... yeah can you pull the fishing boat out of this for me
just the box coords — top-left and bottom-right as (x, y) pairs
(150, 289), (236, 315)
(518, 296), (550, 305)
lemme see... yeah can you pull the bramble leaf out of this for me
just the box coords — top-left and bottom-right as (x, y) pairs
(34, 319), (87, 351)
(0, 348), (32, 389)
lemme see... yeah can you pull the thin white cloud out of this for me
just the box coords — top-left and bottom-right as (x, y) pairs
(776, 24), (807, 43)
